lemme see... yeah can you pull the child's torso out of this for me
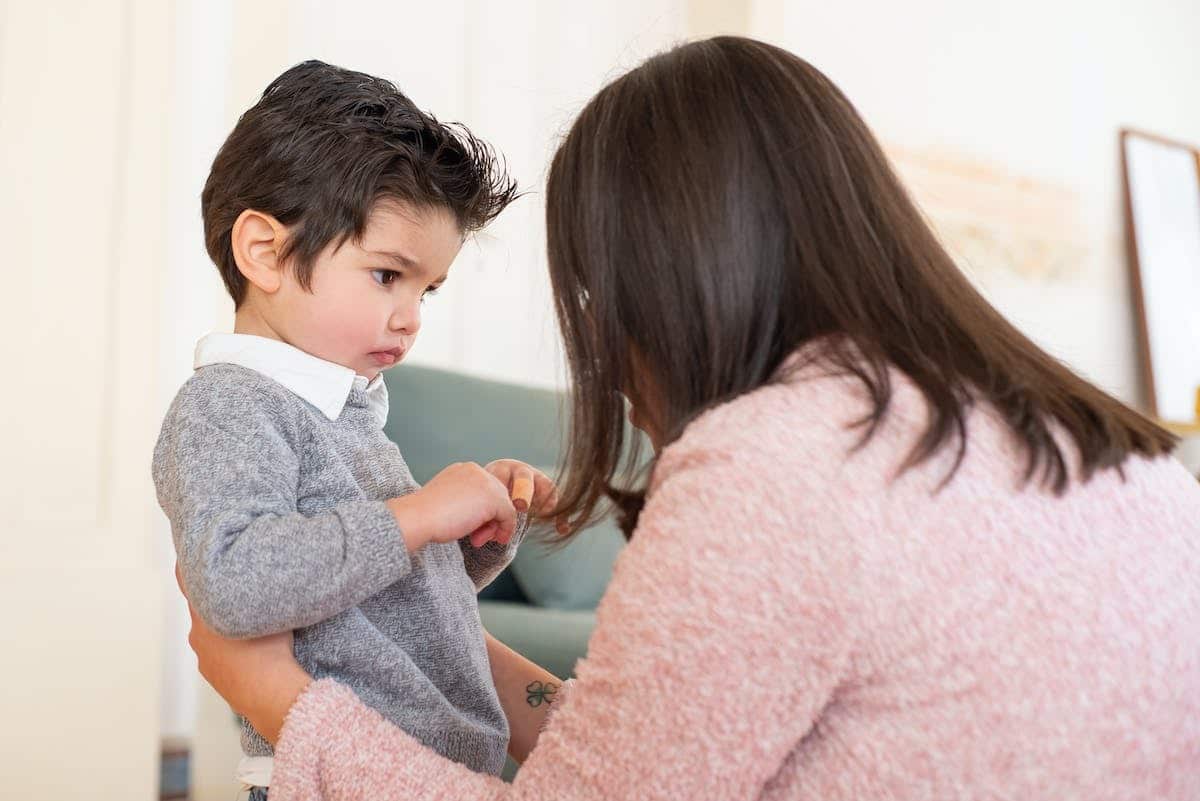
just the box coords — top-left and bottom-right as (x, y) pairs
(232, 373), (508, 774)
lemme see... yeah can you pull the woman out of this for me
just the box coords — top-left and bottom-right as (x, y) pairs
(181, 37), (1200, 799)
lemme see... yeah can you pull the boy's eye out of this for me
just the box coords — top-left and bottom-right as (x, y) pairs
(421, 285), (441, 302)
(371, 269), (400, 286)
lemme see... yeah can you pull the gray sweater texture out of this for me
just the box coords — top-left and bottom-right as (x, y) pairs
(152, 363), (521, 773)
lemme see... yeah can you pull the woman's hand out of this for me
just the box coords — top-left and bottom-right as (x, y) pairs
(176, 565), (311, 745)
(484, 460), (568, 539)
(482, 460), (554, 513)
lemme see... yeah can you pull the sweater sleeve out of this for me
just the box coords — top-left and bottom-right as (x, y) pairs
(458, 511), (529, 591)
(268, 445), (858, 801)
(153, 385), (412, 639)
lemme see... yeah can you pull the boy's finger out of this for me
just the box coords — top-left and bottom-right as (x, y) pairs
(495, 489), (518, 542)
(469, 522), (497, 548)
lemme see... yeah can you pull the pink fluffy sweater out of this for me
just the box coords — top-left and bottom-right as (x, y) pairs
(270, 361), (1200, 800)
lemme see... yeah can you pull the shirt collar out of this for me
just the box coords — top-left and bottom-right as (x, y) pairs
(193, 333), (390, 427)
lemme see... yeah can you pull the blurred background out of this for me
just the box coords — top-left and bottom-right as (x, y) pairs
(2, 0), (1199, 798)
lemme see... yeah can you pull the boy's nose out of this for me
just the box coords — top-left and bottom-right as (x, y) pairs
(388, 301), (421, 335)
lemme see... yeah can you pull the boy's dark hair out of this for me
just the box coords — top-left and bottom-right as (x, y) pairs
(202, 60), (517, 306)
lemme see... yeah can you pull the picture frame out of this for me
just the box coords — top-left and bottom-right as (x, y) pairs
(1120, 128), (1200, 423)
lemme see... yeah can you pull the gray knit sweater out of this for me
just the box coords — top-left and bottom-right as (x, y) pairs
(152, 362), (521, 773)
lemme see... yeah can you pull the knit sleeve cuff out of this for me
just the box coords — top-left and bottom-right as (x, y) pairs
(461, 510), (529, 590)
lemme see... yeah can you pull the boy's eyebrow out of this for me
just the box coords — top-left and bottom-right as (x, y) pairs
(367, 249), (421, 271)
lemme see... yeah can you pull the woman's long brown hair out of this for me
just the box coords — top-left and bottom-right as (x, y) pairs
(546, 36), (1175, 537)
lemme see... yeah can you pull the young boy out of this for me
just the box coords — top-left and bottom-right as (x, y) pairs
(152, 61), (554, 797)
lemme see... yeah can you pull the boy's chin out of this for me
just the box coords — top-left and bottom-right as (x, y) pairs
(357, 357), (407, 381)
(358, 364), (388, 380)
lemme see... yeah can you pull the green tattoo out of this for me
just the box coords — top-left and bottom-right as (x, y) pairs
(525, 680), (559, 708)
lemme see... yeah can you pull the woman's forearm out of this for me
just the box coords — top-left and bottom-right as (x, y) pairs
(484, 631), (564, 763)
(245, 660), (314, 746)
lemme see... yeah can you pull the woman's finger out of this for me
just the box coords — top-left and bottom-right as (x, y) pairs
(511, 466), (535, 512)
(174, 563), (201, 652)
(482, 460), (530, 537)
(486, 459), (533, 511)
(531, 469), (559, 516)
(484, 459), (514, 482)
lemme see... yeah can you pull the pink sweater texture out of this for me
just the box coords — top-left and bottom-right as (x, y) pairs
(270, 361), (1200, 800)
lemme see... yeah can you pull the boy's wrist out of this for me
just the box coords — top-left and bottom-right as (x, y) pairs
(386, 495), (428, 553)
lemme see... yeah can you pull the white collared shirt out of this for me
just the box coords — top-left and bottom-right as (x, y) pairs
(194, 332), (390, 428)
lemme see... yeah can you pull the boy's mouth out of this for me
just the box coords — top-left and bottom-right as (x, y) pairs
(368, 347), (405, 366)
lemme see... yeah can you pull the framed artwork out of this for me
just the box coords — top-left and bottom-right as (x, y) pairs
(1121, 129), (1200, 422)
(887, 144), (1086, 283)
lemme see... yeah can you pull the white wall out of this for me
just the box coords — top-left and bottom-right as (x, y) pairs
(749, 0), (1200, 405)
(158, 0), (237, 744)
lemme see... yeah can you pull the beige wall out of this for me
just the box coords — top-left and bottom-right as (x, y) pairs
(0, 0), (168, 797)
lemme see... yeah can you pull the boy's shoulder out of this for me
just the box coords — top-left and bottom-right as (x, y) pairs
(165, 363), (302, 429)
(152, 364), (309, 492)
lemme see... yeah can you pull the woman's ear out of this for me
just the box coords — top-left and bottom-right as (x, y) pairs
(231, 209), (288, 295)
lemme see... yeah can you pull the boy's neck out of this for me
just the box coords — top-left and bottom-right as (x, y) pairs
(233, 303), (284, 343)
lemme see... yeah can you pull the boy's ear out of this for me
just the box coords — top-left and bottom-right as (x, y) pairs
(231, 209), (288, 294)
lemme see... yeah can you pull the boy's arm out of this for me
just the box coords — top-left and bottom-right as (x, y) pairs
(155, 395), (412, 639)
(483, 630), (567, 763)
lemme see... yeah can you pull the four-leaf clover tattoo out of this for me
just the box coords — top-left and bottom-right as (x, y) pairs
(525, 680), (559, 708)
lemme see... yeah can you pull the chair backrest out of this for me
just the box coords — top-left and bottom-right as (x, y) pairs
(381, 363), (564, 484)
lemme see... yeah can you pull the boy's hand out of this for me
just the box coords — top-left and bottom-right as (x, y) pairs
(387, 462), (517, 553)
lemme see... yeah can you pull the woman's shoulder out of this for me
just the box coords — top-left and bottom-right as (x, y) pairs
(652, 347), (1200, 518)
(648, 350), (1023, 516)
(652, 360), (877, 494)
